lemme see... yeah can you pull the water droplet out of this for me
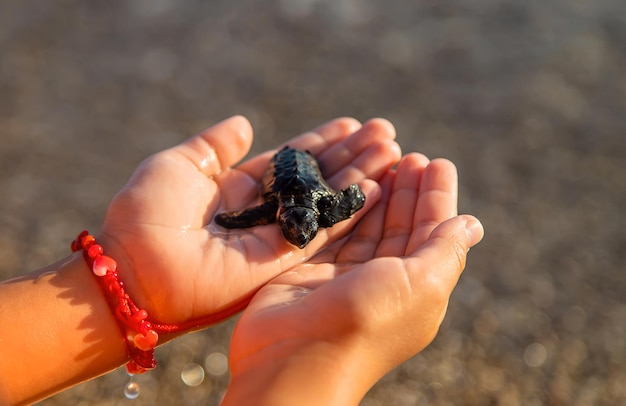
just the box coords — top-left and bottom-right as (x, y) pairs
(124, 381), (140, 399)
(181, 363), (205, 386)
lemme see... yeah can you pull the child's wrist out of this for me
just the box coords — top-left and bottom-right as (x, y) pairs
(0, 253), (129, 404)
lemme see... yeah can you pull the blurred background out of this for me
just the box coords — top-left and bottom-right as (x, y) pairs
(1, 0), (624, 404)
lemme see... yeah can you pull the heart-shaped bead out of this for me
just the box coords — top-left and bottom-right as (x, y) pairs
(133, 330), (158, 351)
(92, 255), (117, 277)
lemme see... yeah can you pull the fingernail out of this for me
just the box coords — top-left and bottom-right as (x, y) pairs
(465, 216), (484, 246)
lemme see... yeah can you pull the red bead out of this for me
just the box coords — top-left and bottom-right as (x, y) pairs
(92, 254), (117, 276)
(71, 240), (80, 252)
(133, 329), (159, 351)
(87, 244), (103, 258)
(133, 309), (148, 322)
(72, 231), (89, 251)
(81, 235), (96, 249)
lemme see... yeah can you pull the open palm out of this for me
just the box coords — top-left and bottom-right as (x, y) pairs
(98, 116), (401, 330)
(227, 150), (483, 388)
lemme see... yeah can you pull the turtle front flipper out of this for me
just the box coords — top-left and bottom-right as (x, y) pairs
(215, 200), (278, 228)
(317, 184), (365, 228)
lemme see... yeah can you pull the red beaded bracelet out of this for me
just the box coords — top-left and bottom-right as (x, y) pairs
(71, 230), (254, 382)
(71, 231), (160, 374)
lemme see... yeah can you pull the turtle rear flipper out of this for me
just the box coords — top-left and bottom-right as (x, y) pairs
(214, 200), (278, 228)
(317, 184), (365, 228)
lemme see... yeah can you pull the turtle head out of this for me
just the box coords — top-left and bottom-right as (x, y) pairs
(278, 207), (319, 248)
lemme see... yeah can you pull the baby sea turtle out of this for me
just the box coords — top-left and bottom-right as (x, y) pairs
(215, 146), (365, 248)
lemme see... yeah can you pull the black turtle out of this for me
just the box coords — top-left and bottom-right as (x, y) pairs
(215, 146), (365, 248)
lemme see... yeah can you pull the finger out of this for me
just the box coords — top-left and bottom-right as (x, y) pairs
(318, 118), (398, 178)
(406, 215), (484, 299)
(292, 116), (363, 153)
(326, 139), (401, 190)
(303, 179), (382, 255)
(375, 153), (430, 257)
(406, 158), (458, 253)
(332, 172), (395, 263)
(175, 115), (254, 177)
(236, 117), (362, 180)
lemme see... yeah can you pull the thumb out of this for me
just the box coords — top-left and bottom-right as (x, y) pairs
(176, 115), (254, 176)
(406, 215), (484, 298)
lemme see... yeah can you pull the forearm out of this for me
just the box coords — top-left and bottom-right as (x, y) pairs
(0, 253), (127, 405)
(222, 341), (375, 406)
